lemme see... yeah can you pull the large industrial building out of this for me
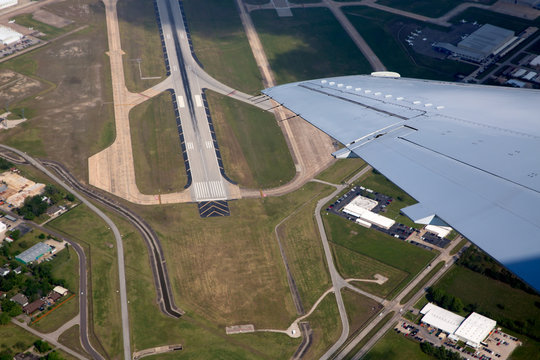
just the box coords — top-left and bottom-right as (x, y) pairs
(342, 195), (396, 229)
(434, 24), (516, 63)
(0, 0), (17, 10)
(0, 25), (22, 46)
(15, 242), (52, 264)
(421, 303), (496, 348)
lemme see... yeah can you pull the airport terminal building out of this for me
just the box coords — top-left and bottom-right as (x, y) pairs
(421, 303), (497, 348)
(434, 24), (516, 63)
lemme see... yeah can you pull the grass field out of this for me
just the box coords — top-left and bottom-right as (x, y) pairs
(449, 7), (540, 33)
(0, 323), (39, 353)
(183, 0), (263, 94)
(276, 187), (334, 309)
(324, 215), (436, 299)
(0, 0), (115, 180)
(251, 8), (372, 84)
(355, 169), (419, 228)
(332, 243), (408, 298)
(32, 248), (80, 333)
(342, 289), (381, 336)
(376, 0), (496, 18)
(316, 159), (366, 185)
(129, 91), (187, 193)
(400, 261), (445, 305)
(343, 7), (477, 80)
(434, 266), (540, 340)
(206, 91), (295, 189)
(13, 14), (75, 40)
(363, 329), (432, 360)
(58, 325), (89, 357)
(129, 181), (333, 332)
(117, 0), (167, 92)
(343, 311), (395, 360)
(48, 205), (123, 359)
(302, 293), (341, 359)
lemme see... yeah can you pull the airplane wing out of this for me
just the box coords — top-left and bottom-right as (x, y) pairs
(263, 74), (540, 292)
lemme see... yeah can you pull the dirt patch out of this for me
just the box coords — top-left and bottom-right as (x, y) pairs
(0, 69), (45, 104)
(48, 38), (89, 58)
(32, 9), (73, 28)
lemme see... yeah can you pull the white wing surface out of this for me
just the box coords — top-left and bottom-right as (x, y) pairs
(263, 74), (540, 292)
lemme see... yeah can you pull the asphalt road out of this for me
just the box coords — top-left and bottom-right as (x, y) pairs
(0, 144), (132, 360)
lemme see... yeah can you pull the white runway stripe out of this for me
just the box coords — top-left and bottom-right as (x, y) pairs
(194, 94), (203, 107)
(205, 141), (213, 149)
(172, 65), (178, 72)
(177, 95), (185, 108)
(186, 142), (194, 150)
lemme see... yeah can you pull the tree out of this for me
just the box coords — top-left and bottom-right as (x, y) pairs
(9, 229), (20, 240)
(44, 351), (64, 360)
(0, 350), (12, 360)
(33, 340), (51, 353)
(0, 313), (9, 325)
(65, 193), (75, 202)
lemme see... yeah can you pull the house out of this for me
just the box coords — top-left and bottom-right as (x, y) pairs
(48, 291), (62, 302)
(0, 267), (10, 277)
(46, 205), (63, 217)
(53, 286), (68, 296)
(10, 293), (28, 307)
(13, 266), (22, 274)
(23, 299), (45, 315)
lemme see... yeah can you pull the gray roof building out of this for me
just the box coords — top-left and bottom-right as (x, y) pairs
(15, 242), (52, 264)
(10, 293), (28, 307)
(435, 24), (515, 63)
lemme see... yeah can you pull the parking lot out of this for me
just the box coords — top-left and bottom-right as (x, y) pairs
(0, 36), (40, 58)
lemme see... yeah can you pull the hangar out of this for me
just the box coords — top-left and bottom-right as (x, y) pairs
(0, 0), (17, 10)
(342, 195), (395, 229)
(15, 242), (52, 264)
(421, 303), (497, 348)
(0, 26), (22, 46)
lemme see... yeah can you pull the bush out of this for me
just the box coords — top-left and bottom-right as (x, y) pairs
(33, 340), (51, 353)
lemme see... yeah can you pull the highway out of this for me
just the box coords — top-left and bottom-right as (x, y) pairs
(0, 144), (132, 360)
(155, 0), (232, 202)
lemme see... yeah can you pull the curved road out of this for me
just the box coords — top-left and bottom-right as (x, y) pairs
(0, 144), (132, 360)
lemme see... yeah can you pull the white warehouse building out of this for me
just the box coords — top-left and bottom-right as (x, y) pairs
(420, 303), (496, 348)
(0, 0), (17, 10)
(342, 195), (396, 229)
(0, 25), (22, 45)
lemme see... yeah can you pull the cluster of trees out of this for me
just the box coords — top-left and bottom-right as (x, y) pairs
(426, 287), (464, 313)
(458, 246), (536, 294)
(420, 342), (461, 360)
(17, 184), (74, 220)
(0, 158), (12, 171)
(0, 342), (65, 360)
(24, 262), (66, 301)
(0, 298), (22, 318)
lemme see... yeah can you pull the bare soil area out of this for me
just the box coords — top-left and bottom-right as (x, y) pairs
(0, 69), (46, 104)
(32, 8), (73, 28)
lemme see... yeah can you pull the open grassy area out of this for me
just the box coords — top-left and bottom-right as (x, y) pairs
(303, 293), (341, 359)
(400, 261), (445, 305)
(117, 0), (166, 92)
(58, 325), (89, 357)
(316, 159), (366, 185)
(355, 169), (419, 228)
(206, 90), (295, 189)
(324, 215), (436, 299)
(277, 188), (334, 309)
(449, 238), (468, 255)
(251, 8), (372, 84)
(343, 311), (395, 360)
(332, 243), (408, 298)
(13, 14), (75, 40)
(363, 329), (432, 360)
(342, 289), (381, 336)
(129, 181), (332, 333)
(182, 0), (263, 94)
(376, 0), (496, 18)
(0, 323), (39, 353)
(434, 266), (540, 340)
(48, 205), (123, 359)
(414, 294), (429, 310)
(129, 91), (187, 193)
(449, 7), (540, 33)
(343, 7), (477, 80)
(0, 0), (115, 180)
(32, 248), (80, 333)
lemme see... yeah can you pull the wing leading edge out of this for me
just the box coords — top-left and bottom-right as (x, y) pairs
(263, 74), (540, 292)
